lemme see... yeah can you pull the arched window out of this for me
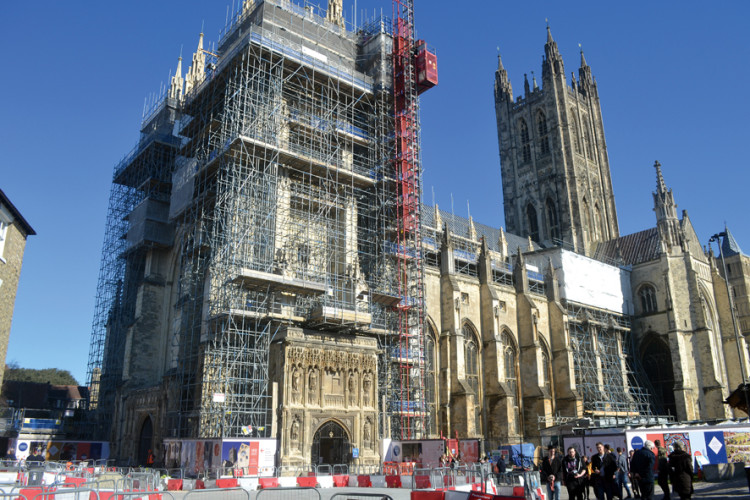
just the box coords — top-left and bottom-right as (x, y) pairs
(571, 113), (582, 155)
(425, 325), (438, 436)
(537, 111), (550, 155)
(546, 198), (560, 241)
(519, 119), (531, 163)
(640, 285), (657, 314)
(463, 324), (480, 395)
(527, 204), (539, 242)
(502, 331), (518, 411)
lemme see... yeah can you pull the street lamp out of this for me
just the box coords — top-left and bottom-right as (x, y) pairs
(709, 232), (750, 419)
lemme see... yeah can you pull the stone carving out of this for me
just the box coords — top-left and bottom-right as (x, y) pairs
(290, 416), (300, 451)
(363, 418), (372, 449)
(308, 367), (319, 405)
(291, 365), (302, 404)
(348, 371), (357, 406)
(362, 371), (372, 406)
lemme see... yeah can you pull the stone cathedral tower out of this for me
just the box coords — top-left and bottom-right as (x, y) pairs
(495, 27), (618, 255)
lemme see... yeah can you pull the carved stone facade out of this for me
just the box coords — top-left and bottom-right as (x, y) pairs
(270, 327), (379, 467)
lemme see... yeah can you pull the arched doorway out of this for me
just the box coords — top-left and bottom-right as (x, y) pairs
(138, 416), (153, 466)
(641, 336), (677, 417)
(311, 421), (350, 466)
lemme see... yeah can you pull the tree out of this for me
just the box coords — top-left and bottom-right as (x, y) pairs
(4, 363), (79, 386)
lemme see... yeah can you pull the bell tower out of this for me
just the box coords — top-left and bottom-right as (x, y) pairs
(494, 27), (619, 255)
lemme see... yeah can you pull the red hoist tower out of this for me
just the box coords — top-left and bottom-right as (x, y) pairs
(391, 0), (437, 439)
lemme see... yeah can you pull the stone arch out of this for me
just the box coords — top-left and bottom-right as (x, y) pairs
(137, 414), (154, 466)
(545, 197), (560, 241)
(640, 334), (676, 417)
(311, 419), (351, 466)
(462, 321), (481, 394)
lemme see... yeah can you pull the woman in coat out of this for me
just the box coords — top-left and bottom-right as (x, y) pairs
(668, 441), (693, 500)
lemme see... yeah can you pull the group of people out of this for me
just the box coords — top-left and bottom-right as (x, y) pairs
(539, 440), (693, 500)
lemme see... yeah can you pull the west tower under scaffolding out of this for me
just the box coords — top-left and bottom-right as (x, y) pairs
(86, 0), (434, 461)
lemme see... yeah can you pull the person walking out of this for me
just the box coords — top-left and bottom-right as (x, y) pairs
(541, 445), (563, 500)
(563, 446), (587, 500)
(615, 447), (633, 499)
(668, 442), (693, 500)
(628, 449), (641, 498)
(582, 454), (593, 500)
(591, 443), (607, 500)
(657, 447), (670, 500)
(630, 441), (656, 500)
(495, 453), (507, 484)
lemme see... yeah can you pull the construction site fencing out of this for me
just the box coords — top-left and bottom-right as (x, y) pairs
(184, 486), (250, 500)
(410, 465), (487, 492)
(256, 486), (321, 500)
(330, 495), (394, 500)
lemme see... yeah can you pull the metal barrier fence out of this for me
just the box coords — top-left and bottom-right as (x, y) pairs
(184, 486), (250, 500)
(256, 486), (321, 500)
(330, 494), (394, 500)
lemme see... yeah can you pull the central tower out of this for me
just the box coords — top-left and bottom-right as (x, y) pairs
(494, 27), (618, 254)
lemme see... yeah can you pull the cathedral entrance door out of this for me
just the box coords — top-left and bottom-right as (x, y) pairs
(311, 421), (350, 466)
(138, 416), (153, 466)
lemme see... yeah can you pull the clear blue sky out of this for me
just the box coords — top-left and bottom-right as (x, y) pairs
(2, 1), (748, 385)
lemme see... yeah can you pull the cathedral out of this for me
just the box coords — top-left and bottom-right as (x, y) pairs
(87, 0), (748, 468)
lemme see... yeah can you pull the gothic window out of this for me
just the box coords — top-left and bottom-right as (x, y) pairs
(572, 113), (582, 155)
(639, 285), (657, 314)
(463, 324), (480, 395)
(527, 204), (540, 242)
(425, 325), (438, 436)
(582, 197), (592, 243)
(537, 111), (550, 155)
(502, 330), (519, 411)
(545, 198), (560, 241)
(519, 119), (531, 163)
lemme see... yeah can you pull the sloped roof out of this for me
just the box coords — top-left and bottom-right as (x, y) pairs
(421, 204), (538, 254)
(0, 189), (36, 236)
(722, 227), (744, 257)
(594, 227), (661, 265)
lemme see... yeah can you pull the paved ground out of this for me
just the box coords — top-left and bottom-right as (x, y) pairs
(554, 477), (750, 500)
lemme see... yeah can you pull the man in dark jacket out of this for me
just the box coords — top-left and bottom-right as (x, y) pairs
(591, 443), (617, 500)
(630, 440), (656, 500)
(668, 441), (693, 500)
(541, 446), (563, 500)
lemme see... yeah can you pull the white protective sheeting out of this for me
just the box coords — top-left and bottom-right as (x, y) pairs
(526, 249), (633, 315)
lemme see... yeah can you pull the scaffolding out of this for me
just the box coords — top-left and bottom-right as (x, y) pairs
(86, 0), (429, 442)
(565, 301), (656, 425)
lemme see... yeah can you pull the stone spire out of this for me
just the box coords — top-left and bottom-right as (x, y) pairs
(168, 56), (184, 101)
(184, 33), (206, 97)
(498, 228), (508, 258)
(468, 216), (477, 241)
(434, 204), (443, 230)
(494, 49), (513, 100)
(542, 24), (564, 80)
(524, 73), (530, 95)
(652, 161), (681, 250)
(532, 71), (539, 90)
(578, 47), (594, 92)
(326, 0), (345, 28)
